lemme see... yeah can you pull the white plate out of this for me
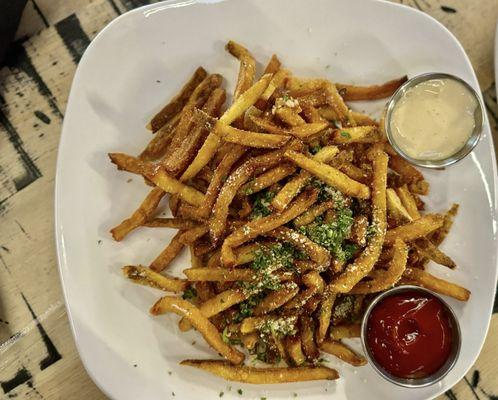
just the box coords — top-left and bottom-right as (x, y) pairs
(55, 0), (498, 399)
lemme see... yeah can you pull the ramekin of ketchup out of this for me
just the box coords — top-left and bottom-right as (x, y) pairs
(361, 285), (461, 388)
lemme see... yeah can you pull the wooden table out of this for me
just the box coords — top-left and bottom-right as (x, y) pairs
(0, 0), (496, 398)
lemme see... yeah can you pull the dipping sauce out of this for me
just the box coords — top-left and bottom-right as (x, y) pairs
(366, 290), (453, 379)
(389, 78), (478, 161)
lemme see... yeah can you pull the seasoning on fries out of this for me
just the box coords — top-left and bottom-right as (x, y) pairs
(109, 40), (470, 384)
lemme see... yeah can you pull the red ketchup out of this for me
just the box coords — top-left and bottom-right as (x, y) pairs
(366, 290), (453, 379)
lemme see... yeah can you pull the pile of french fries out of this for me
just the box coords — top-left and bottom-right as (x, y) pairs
(109, 41), (470, 384)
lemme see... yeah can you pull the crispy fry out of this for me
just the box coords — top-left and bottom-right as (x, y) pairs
(284, 271), (325, 310)
(431, 204), (459, 245)
(384, 214), (444, 244)
(284, 150), (370, 199)
(184, 267), (254, 282)
(239, 163), (296, 195)
(396, 184), (421, 219)
(320, 340), (367, 366)
(328, 146), (387, 292)
(122, 265), (188, 293)
(151, 297), (244, 364)
(240, 315), (298, 334)
(226, 40), (256, 99)
(253, 282), (299, 316)
(300, 315), (319, 361)
(351, 239), (408, 294)
(180, 360), (338, 383)
(336, 76), (408, 101)
(316, 291), (337, 345)
(178, 226), (208, 245)
(402, 268), (470, 301)
(263, 54), (282, 74)
(293, 200), (335, 227)
(266, 227), (331, 270)
(181, 74), (273, 182)
(143, 218), (199, 229)
(413, 238), (456, 268)
(330, 126), (379, 144)
(275, 106), (306, 126)
(217, 124), (290, 148)
(110, 188), (165, 241)
(221, 189), (318, 266)
(285, 335), (306, 366)
(148, 67), (208, 132)
(386, 188), (412, 223)
(329, 324), (361, 340)
(150, 231), (185, 272)
(389, 154), (424, 184)
(271, 146), (339, 211)
(257, 69), (289, 109)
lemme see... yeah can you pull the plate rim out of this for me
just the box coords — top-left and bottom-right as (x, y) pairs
(54, 1), (498, 399)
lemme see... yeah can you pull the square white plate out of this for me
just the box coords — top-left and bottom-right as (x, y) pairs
(55, 0), (498, 399)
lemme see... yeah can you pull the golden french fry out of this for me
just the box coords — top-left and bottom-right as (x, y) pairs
(285, 335), (306, 366)
(384, 214), (444, 245)
(253, 282), (299, 316)
(122, 265), (188, 293)
(413, 238), (456, 269)
(293, 201), (335, 227)
(285, 150), (370, 199)
(299, 315), (319, 361)
(389, 154), (424, 184)
(143, 218), (199, 229)
(330, 126), (379, 144)
(148, 67), (208, 132)
(328, 146), (387, 292)
(275, 106), (306, 126)
(329, 324), (361, 340)
(431, 204), (459, 245)
(351, 239), (408, 294)
(239, 164), (296, 196)
(386, 188), (412, 223)
(402, 268), (470, 301)
(335, 76), (408, 101)
(221, 189), (318, 266)
(396, 184), (421, 219)
(226, 40), (256, 99)
(320, 340), (367, 366)
(178, 226), (209, 245)
(217, 124), (290, 148)
(316, 291), (337, 345)
(180, 360), (338, 383)
(110, 188), (165, 241)
(150, 297), (244, 364)
(263, 54), (282, 75)
(266, 227), (331, 270)
(271, 146), (339, 211)
(409, 180), (430, 195)
(184, 267), (254, 282)
(240, 315), (298, 334)
(150, 231), (185, 272)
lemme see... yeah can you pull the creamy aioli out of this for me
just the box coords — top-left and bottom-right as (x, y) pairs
(389, 78), (478, 161)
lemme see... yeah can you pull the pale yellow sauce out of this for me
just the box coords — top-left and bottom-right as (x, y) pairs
(390, 78), (478, 161)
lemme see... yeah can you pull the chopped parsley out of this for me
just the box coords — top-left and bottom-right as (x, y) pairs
(340, 131), (351, 139)
(222, 326), (242, 345)
(310, 145), (322, 155)
(311, 179), (347, 204)
(182, 286), (197, 300)
(238, 389), (243, 395)
(219, 392), (224, 397)
(250, 190), (275, 220)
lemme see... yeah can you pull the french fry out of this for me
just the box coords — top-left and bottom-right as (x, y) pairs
(285, 335), (306, 366)
(300, 315), (319, 361)
(402, 268), (470, 301)
(275, 106), (306, 127)
(335, 76), (408, 101)
(178, 226), (209, 245)
(386, 188), (412, 223)
(316, 291), (337, 345)
(431, 204), (459, 245)
(330, 126), (379, 144)
(240, 315), (298, 334)
(141, 114), (181, 161)
(226, 40), (256, 99)
(143, 218), (199, 229)
(180, 74), (273, 182)
(329, 324), (361, 340)
(148, 67), (208, 132)
(320, 340), (367, 366)
(253, 282), (299, 316)
(108, 152), (145, 175)
(150, 231), (185, 272)
(351, 239), (408, 294)
(180, 360), (338, 383)
(384, 214), (444, 245)
(263, 54), (282, 75)
(284, 150), (370, 199)
(179, 289), (247, 332)
(409, 180), (430, 195)
(110, 187), (165, 241)
(284, 271), (325, 310)
(221, 189), (318, 266)
(293, 200), (335, 227)
(239, 163), (296, 195)
(150, 297), (244, 364)
(350, 215), (369, 247)
(217, 124), (290, 148)
(162, 87), (226, 176)
(184, 267), (257, 282)
(122, 265), (188, 293)
(328, 146), (387, 292)
(338, 162), (370, 184)
(256, 68), (289, 109)
(266, 227), (331, 270)
(396, 184), (421, 219)
(271, 146), (339, 211)
(413, 238), (456, 269)
(389, 154), (424, 184)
